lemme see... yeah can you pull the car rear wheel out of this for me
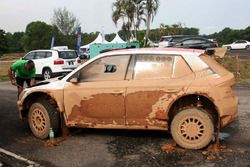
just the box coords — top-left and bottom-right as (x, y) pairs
(170, 108), (214, 150)
(43, 68), (52, 80)
(246, 45), (250, 50)
(28, 100), (60, 139)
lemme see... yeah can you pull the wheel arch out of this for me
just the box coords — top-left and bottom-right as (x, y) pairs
(21, 92), (59, 118)
(42, 67), (52, 74)
(167, 94), (219, 126)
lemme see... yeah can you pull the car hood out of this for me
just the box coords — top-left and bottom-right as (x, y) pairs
(19, 78), (66, 101)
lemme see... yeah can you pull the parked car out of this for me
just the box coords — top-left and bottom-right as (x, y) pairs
(222, 40), (250, 50)
(173, 37), (218, 49)
(17, 48), (238, 150)
(158, 35), (195, 48)
(22, 48), (81, 79)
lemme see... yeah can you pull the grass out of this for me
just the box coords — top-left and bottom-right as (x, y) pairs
(0, 53), (23, 81)
(219, 55), (250, 84)
(0, 61), (14, 81)
(0, 53), (24, 61)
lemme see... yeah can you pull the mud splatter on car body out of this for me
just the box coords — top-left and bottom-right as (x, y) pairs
(17, 48), (238, 149)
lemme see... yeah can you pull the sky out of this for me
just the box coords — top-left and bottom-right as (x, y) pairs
(0, 0), (250, 35)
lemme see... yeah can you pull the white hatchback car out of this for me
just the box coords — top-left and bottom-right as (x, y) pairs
(22, 49), (81, 79)
(222, 40), (250, 50)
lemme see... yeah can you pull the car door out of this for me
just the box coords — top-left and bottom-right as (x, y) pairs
(233, 40), (246, 49)
(63, 55), (131, 128)
(32, 51), (47, 75)
(125, 54), (194, 129)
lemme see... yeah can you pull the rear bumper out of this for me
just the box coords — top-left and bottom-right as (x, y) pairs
(219, 96), (238, 127)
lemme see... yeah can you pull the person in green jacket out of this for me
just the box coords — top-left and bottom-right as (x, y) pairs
(8, 59), (36, 97)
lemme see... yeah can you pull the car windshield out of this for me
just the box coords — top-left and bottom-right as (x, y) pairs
(59, 51), (78, 59)
(58, 74), (67, 80)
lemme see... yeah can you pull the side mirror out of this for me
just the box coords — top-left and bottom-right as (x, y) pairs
(69, 77), (79, 84)
(104, 64), (117, 73)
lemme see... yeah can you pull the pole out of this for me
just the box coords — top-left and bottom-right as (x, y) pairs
(236, 53), (240, 77)
(50, 34), (55, 49)
(76, 27), (81, 52)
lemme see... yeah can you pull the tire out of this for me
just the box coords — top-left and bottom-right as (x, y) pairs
(170, 108), (214, 150)
(42, 68), (52, 80)
(246, 45), (250, 50)
(28, 100), (60, 139)
(227, 46), (232, 50)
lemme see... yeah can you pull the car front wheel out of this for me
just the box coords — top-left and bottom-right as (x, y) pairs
(170, 108), (214, 150)
(28, 100), (60, 139)
(246, 45), (250, 50)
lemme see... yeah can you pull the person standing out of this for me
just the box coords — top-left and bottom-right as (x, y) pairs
(8, 59), (36, 97)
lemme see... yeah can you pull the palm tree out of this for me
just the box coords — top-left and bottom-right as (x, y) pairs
(133, 0), (145, 40)
(143, 0), (159, 46)
(112, 0), (125, 27)
(112, 0), (145, 41)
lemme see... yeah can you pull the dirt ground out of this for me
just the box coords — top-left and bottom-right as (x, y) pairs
(0, 81), (249, 167)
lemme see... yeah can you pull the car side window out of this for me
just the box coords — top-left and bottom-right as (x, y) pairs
(79, 55), (130, 82)
(235, 40), (246, 44)
(35, 52), (46, 59)
(173, 56), (193, 78)
(45, 52), (52, 58)
(133, 54), (173, 80)
(23, 52), (35, 60)
(183, 39), (205, 45)
(182, 39), (195, 45)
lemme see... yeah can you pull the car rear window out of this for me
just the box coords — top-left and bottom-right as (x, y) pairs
(59, 51), (77, 59)
(200, 55), (229, 76)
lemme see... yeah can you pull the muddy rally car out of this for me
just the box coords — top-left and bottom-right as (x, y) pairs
(17, 48), (238, 149)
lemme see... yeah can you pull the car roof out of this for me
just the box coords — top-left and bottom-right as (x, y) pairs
(101, 47), (204, 56)
(29, 49), (75, 52)
(161, 35), (195, 38)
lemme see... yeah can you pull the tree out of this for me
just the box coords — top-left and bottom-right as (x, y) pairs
(158, 23), (199, 37)
(143, 0), (159, 46)
(23, 21), (55, 50)
(112, 0), (145, 41)
(52, 7), (80, 35)
(0, 29), (8, 54)
(6, 32), (25, 53)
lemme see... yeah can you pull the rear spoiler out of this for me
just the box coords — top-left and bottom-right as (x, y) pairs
(205, 48), (227, 58)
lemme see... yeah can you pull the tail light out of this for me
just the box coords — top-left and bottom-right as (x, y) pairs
(77, 58), (81, 64)
(54, 59), (64, 65)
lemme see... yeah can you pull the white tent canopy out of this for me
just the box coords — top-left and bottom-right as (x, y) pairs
(80, 32), (127, 50)
(80, 33), (109, 49)
(110, 33), (126, 43)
